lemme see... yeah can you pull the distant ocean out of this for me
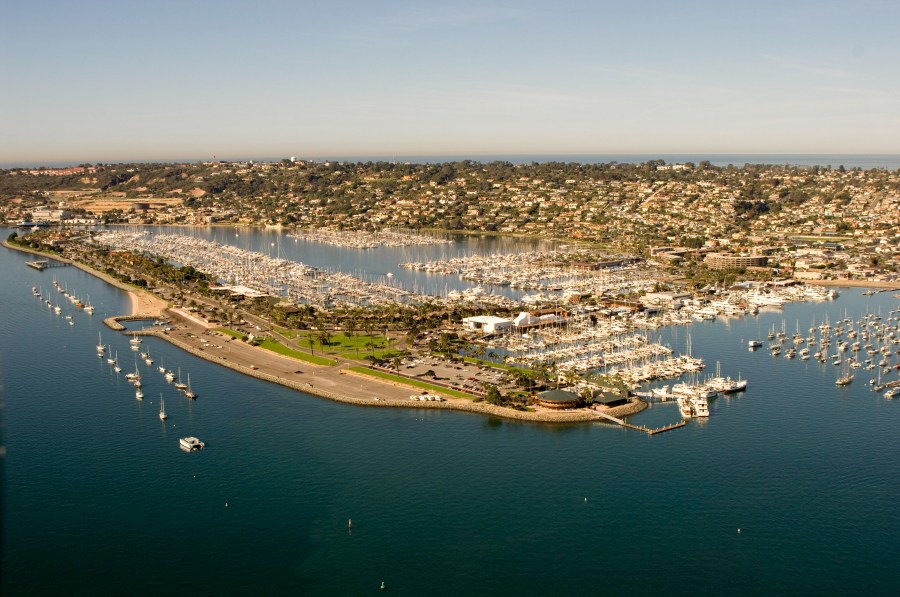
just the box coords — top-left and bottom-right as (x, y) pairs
(5, 154), (900, 170)
(315, 154), (900, 170)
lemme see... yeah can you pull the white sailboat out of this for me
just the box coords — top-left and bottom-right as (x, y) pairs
(106, 345), (116, 364)
(159, 395), (167, 420)
(174, 367), (187, 390)
(113, 351), (122, 373)
(184, 374), (196, 399)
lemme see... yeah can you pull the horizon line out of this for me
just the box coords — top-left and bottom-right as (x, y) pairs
(5, 151), (900, 170)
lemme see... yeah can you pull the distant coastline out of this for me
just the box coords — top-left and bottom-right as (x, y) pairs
(4, 153), (900, 170)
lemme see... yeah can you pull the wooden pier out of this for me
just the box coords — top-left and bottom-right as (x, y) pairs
(595, 410), (686, 435)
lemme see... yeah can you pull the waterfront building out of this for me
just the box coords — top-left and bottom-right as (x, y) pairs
(704, 252), (769, 269)
(461, 315), (513, 334)
(534, 389), (581, 409)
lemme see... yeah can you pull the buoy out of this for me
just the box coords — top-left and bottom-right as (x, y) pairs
(737, 528), (741, 533)
(225, 502), (228, 508)
(380, 581), (386, 590)
(348, 518), (352, 528)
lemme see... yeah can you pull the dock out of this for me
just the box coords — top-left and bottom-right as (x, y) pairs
(25, 259), (67, 270)
(595, 410), (686, 435)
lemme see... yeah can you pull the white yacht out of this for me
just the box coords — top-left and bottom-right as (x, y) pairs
(677, 396), (693, 418)
(179, 437), (205, 451)
(691, 396), (710, 417)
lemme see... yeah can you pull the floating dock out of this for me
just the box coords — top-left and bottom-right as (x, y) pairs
(595, 410), (686, 435)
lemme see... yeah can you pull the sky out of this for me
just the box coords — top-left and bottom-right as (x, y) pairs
(2, 0), (900, 165)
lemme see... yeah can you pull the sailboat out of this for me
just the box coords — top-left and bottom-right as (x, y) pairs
(106, 345), (116, 364)
(184, 374), (196, 399)
(159, 395), (167, 420)
(113, 352), (122, 373)
(158, 358), (166, 374)
(836, 360), (853, 386)
(84, 294), (95, 314)
(130, 362), (142, 387)
(96, 332), (105, 354)
(174, 368), (187, 390)
(144, 349), (154, 366)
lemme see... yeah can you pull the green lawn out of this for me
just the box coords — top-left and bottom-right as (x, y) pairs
(216, 327), (248, 341)
(258, 339), (337, 366)
(347, 367), (474, 399)
(280, 331), (398, 360)
(321, 332), (398, 359)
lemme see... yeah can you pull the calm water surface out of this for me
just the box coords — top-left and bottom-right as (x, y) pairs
(2, 233), (900, 595)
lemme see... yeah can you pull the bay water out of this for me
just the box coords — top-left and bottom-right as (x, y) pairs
(2, 232), (900, 595)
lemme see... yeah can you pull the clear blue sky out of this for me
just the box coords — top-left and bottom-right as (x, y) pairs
(3, 0), (899, 165)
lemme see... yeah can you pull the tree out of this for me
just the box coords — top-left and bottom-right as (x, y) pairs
(484, 384), (502, 405)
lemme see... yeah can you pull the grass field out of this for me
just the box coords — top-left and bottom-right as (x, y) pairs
(273, 329), (399, 360)
(216, 327), (248, 341)
(347, 367), (474, 399)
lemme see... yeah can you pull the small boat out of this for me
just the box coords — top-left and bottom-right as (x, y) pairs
(129, 337), (142, 345)
(748, 339), (762, 348)
(835, 375), (853, 386)
(179, 437), (205, 451)
(165, 369), (175, 382)
(159, 395), (167, 420)
(135, 388), (144, 400)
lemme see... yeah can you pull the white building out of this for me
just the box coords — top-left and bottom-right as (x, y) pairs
(462, 315), (513, 334)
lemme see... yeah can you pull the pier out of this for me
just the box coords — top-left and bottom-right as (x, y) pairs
(594, 410), (686, 435)
(26, 259), (67, 271)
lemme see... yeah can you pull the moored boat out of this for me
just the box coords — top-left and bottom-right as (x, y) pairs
(179, 436), (204, 451)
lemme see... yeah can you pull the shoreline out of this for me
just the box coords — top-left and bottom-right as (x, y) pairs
(3, 239), (641, 425)
(804, 279), (900, 290)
